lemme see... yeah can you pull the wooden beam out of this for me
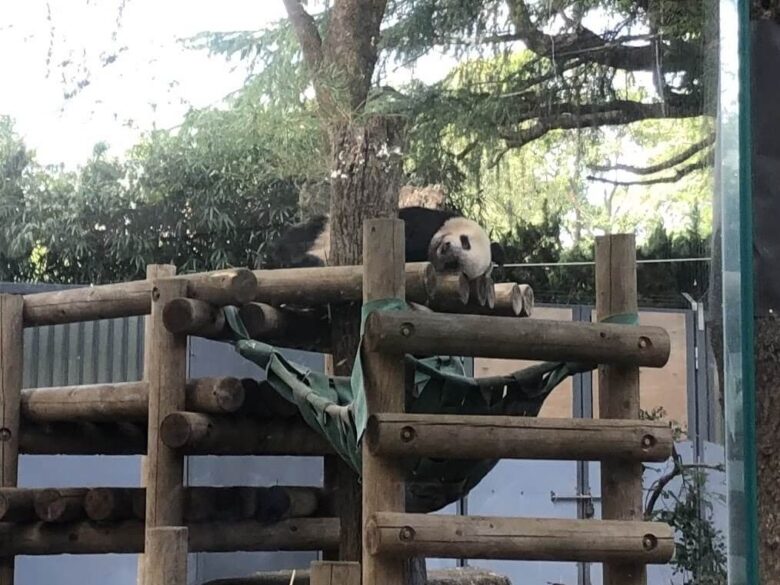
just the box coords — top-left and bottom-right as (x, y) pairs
(0, 488), (36, 523)
(20, 378), (245, 423)
(22, 268), (257, 327)
(596, 233), (647, 585)
(162, 298), (226, 337)
(363, 311), (670, 367)
(428, 273), (470, 312)
(145, 527), (188, 585)
(159, 412), (334, 456)
(366, 414), (673, 462)
(33, 488), (87, 523)
(0, 517), (339, 555)
(19, 421), (147, 454)
(253, 263), (436, 306)
(310, 561), (360, 585)
(83, 486), (327, 523)
(142, 272), (189, 585)
(202, 567), (513, 585)
(0, 294), (22, 585)
(365, 513), (674, 564)
(361, 219), (407, 585)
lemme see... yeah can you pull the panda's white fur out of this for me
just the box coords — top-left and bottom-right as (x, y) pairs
(426, 215), (493, 280)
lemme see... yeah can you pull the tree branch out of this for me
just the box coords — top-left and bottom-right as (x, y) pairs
(498, 98), (701, 149)
(281, 0), (323, 70)
(591, 133), (715, 175)
(504, 0), (700, 73)
(587, 152), (713, 187)
(644, 454), (725, 519)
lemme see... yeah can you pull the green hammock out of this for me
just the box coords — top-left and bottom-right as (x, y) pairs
(221, 299), (605, 513)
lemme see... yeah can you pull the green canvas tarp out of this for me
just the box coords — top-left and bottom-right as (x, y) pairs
(221, 299), (604, 512)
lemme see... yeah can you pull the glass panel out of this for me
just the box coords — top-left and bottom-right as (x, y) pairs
(719, 0), (759, 583)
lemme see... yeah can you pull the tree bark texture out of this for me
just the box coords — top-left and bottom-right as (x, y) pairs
(282, 1), (419, 581)
(756, 315), (780, 582)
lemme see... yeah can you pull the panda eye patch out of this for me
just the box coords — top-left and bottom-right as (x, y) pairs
(459, 235), (471, 250)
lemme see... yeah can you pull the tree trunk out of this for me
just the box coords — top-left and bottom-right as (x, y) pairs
(326, 115), (426, 583)
(755, 315), (780, 582)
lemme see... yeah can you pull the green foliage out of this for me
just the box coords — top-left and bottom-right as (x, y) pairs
(0, 97), (317, 284)
(494, 204), (710, 308)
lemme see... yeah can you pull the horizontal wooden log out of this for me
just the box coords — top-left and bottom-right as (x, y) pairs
(434, 282), (533, 318)
(0, 517), (339, 555)
(253, 263), (436, 306)
(0, 488), (36, 522)
(20, 378), (245, 423)
(363, 311), (670, 367)
(84, 486), (327, 523)
(33, 488), (88, 523)
(240, 379), (299, 419)
(428, 273), (470, 312)
(163, 298), (226, 337)
(19, 421), (147, 454)
(203, 567), (511, 585)
(366, 414), (674, 462)
(22, 269), (257, 327)
(160, 412), (334, 456)
(365, 513), (675, 563)
(469, 276), (489, 307)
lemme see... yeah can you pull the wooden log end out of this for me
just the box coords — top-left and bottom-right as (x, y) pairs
(160, 412), (208, 449)
(517, 284), (534, 317)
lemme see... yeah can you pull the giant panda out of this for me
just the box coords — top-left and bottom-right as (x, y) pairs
(267, 206), (504, 280)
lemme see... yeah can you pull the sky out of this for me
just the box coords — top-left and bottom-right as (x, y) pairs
(0, 0), (291, 167)
(0, 0), (711, 241)
(0, 0), (456, 169)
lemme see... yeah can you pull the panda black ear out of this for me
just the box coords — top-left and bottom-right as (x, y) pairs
(490, 242), (506, 266)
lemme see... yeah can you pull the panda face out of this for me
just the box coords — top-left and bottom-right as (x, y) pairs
(428, 217), (492, 280)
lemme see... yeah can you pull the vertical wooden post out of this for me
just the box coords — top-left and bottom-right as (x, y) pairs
(142, 265), (188, 585)
(145, 527), (188, 585)
(0, 295), (22, 585)
(137, 265), (173, 585)
(311, 561), (360, 585)
(362, 219), (406, 585)
(595, 234), (645, 585)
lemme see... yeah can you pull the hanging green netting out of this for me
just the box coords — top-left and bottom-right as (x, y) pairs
(221, 299), (600, 512)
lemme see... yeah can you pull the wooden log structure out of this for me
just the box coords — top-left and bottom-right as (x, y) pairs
(143, 268), (189, 585)
(361, 219), (408, 585)
(366, 414), (674, 462)
(240, 379), (300, 419)
(22, 268), (257, 327)
(33, 488), (88, 523)
(252, 263), (436, 306)
(159, 412), (334, 456)
(82, 486), (327, 523)
(0, 294), (24, 585)
(364, 513), (675, 564)
(162, 298), (226, 337)
(310, 561), (360, 585)
(0, 488), (36, 523)
(427, 273), (470, 312)
(203, 567), (512, 585)
(0, 517), (339, 556)
(20, 377), (245, 423)
(596, 233), (646, 585)
(363, 310), (670, 367)
(431, 282), (533, 318)
(468, 275), (489, 307)
(19, 421), (147, 455)
(145, 527), (188, 585)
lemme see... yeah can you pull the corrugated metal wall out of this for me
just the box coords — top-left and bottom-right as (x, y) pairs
(1, 283), (145, 389)
(22, 317), (145, 388)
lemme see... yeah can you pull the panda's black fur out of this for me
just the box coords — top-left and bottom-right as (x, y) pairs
(266, 206), (504, 279)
